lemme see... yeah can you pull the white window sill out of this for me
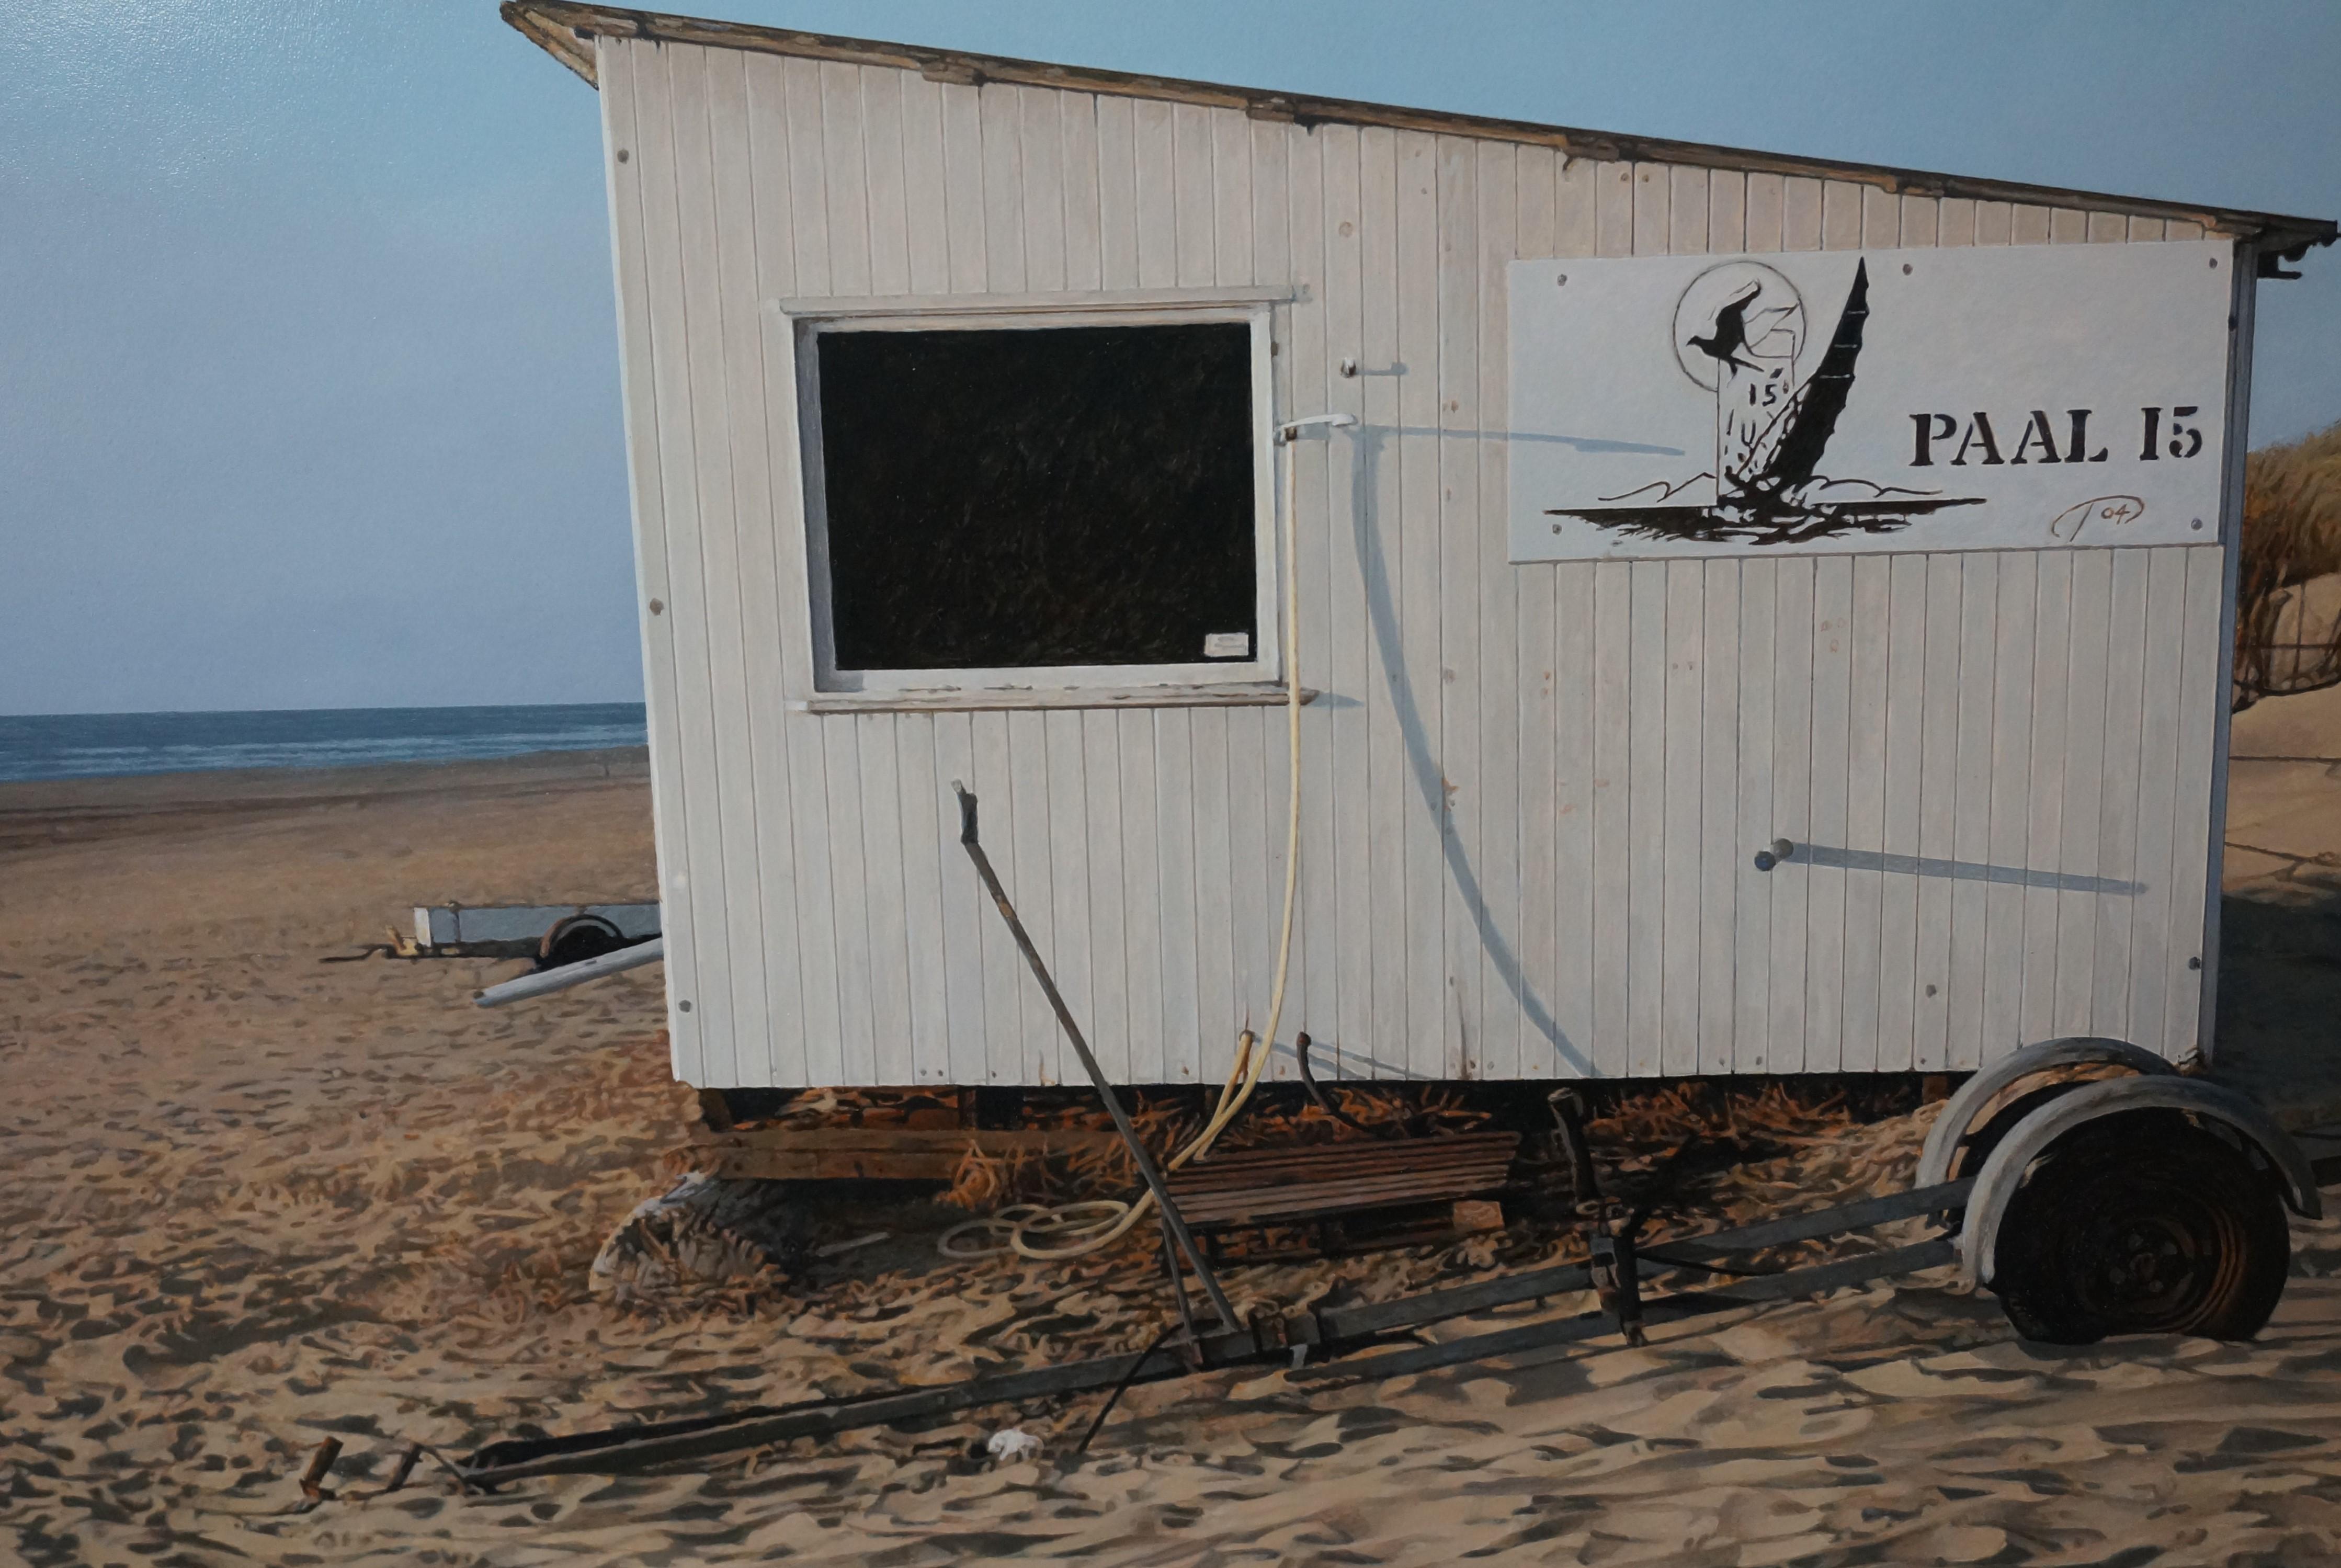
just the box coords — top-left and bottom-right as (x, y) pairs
(800, 683), (1320, 714)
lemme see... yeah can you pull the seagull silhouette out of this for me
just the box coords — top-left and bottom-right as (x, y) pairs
(1686, 282), (1767, 373)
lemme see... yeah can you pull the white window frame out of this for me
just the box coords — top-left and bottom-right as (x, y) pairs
(785, 292), (1282, 699)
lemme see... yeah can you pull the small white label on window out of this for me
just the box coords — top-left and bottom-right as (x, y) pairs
(1203, 632), (1251, 659)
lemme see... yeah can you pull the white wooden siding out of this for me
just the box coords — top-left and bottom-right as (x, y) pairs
(599, 35), (2234, 1087)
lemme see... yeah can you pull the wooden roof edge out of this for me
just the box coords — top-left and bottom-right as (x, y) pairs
(501, 1), (2338, 259)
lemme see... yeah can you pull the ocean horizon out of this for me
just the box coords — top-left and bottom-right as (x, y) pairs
(0, 703), (649, 785)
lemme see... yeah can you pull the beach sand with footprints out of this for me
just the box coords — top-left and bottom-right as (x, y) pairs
(9, 722), (2341, 1566)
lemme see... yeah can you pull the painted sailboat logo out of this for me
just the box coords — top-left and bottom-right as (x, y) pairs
(1549, 257), (1982, 543)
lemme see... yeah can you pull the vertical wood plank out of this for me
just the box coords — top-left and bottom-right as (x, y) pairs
(1188, 709), (1238, 1068)
(1172, 104), (1217, 287)
(781, 60), (832, 304)
(1590, 559), (1633, 1074)
(1595, 160), (1632, 257)
(2019, 551), (2074, 1041)
(1936, 196), (1976, 248)
(2012, 204), (2052, 246)
(937, 82), (986, 292)
(857, 716), (916, 1084)
(2126, 549), (2189, 1050)
(1628, 559), (1669, 1076)
(1359, 125), (1408, 1076)
(1946, 555), (2000, 1070)
(2088, 210), (2129, 243)
(1698, 558), (1740, 1075)
(858, 69), (911, 296)
(1514, 145), (1561, 1076)
(1095, 95), (1138, 290)
(1975, 200), (2014, 247)
(1783, 177), (1822, 250)
(817, 62), (872, 294)
(1153, 708), (1203, 1084)
(897, 74), (951, 294)
(1733, 558), (1777, 1072)
(978, 84), (1027, 291)
(1132, 99), (1177, 289)
(2091, 550), (2152, 1033)
(1744, 172), (1785, 253)
(966, 713), (1018, 1079)
(1661, 559), (1706, 1075)
(1005, 709), (1056, 1080)
(1708, 169), (1746, 254)
(1554, 562), (1597, 1072)
(1803, 555), (1853, 1073)
(1631, 163), (1667, 255)
(1082, 711), (1130, 1080)
(1396, 128), (1446, 1077)
(1669, 165), (1709, 254)
(2053, 551), (2113, 1033)
(1899, 195), (1939, 248)
(1476, 137), (1523, 1075)
(1981, 554), (2039, 1060)
(1877, 553), (1928, 1070)
(930, 712), (988, 1087)
(1912, 555), (1964, 1069)
(1766, 559), (1816, 1073)
(1556, 154), (1598, 258)
(1017, 87), (1068, 292)
(1840, 554), (1892, 1072)
(1116, 710), (1165, 1081)
(1060, 94), (1103, 291)
(1437, 135), (1484, 1076)
(1211, 109), (1254, 286)
(2160, 547), (2222, 1050)
(1850, 184), (1891, 248)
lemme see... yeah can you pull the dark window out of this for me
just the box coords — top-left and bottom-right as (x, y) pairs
(814, 321), (1258, 673)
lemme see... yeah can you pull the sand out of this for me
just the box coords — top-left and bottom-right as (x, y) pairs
(8, 738), (2341, 1566)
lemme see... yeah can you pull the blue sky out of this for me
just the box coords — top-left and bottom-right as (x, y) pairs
(4, 1), (2337, 715)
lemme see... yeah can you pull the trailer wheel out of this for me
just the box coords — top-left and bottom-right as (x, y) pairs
(1992, 1116), (2290, 1346)
(539, 914), (625, 971)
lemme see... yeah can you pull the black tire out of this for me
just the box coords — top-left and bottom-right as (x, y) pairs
(539, 914), (624, 971)
(1992, 1113), (2291, 1346)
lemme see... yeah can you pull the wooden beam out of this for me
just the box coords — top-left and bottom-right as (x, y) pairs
(675, 1126), (1120, 1182)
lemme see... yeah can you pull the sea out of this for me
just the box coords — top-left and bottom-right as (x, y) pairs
(0, 704), (650, 785)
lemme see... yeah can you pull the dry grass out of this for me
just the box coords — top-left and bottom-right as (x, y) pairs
(2237, 421), (2341, 706)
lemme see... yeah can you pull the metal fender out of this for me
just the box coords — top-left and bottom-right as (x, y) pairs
(1960, 1075), (2321, 1286)
(1915, 1036), (2175, 1190)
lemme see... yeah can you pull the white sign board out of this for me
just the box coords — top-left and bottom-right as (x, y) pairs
(1508, 241), (2233, 561)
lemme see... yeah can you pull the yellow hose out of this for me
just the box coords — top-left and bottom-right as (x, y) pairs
(980, 424), (1312, 1262)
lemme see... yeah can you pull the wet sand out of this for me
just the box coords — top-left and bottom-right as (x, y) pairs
(7, 741), (2341, 1565)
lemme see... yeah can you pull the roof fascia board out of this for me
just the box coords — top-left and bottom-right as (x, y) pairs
(501, 2), (2336, 257)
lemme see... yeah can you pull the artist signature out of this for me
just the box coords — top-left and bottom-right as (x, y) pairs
(2048, 495), (2146, 543)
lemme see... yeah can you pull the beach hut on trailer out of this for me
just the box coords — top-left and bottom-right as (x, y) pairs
(505, 4), (2334, 1100)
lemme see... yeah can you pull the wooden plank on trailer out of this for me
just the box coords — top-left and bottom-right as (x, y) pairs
(780, 58), (832, 293)
(711, 49), (803, 1085)
(1628, 559), (1669, 1076)
(603, 43), (701, 1081)
(1172, 103), (1216, 287)
(1912, 555), (1964, 1070)
(858, 68), (910, 297)
(1669, 165), (1709, 254)
(2090, 550), (2152, 1035)
(1437, 134), (1484, 1076)
(2161, 547), (2222, 1052)
(1112, 712), (1164, 1082)
(1319, 123), (1373, 1080)
(977, 83), (1027, 292)
(1783, 176), (1822, 251)
(1004, 709), (1057, 1081)
(2126, 549), (2188, 1051)
(1210, 108), (1254, 286)
(1079, 711), (1130, 1082)
(1358, 125), (1408, 1079)
(1899, 195), (1939, 248)
(1945, 555), (2000, 1071)
(1766, 559), (1816, 1073)
(1396, 128), (1446, 1079)
(2129, 215), (2168, 243)
(2012, 204), (2052, 246)
(1017, 86), (1069, 293)
(1595, 159), (1632, 257)
(816, 62), (872, 296)
(1553, 562), (1596, 1073)
(1840, 555), (1890, 1073)
(896, 73), (950, 296)
(857, 716), (916, 1085)
(1698, 559), (1740, 1076)
(2054, 551), (2115, 1035)
(1188, 708), (1238, 1062)
(938, 82), (986, 292)
(1936, 197), (1976, 247)
(820, 716), (877, 1077)
(1732, 558), (1778, 1074)
(1744, 172), (1784, 253)
(1590, 559), (1633, 1074)
(2050, 208), (2087, 244)
(1060, 93), (1103, 292)
(1095, 94), (1137, 291)
(970, 712), (1020, 1081)
(1152, 709), (1204, 1085)
(1513, 143), (1558, 1076)
(1708, 169), (1746, 253)
(1631, 162), (1667, 255)
(1802, 556), (1852, 1073)
(691, 1126), (1118, 1182)
(1556, 153), (1597, 258)
(1975, 200), (2013, 246)
(1225, 705), (1275, 1063)
(1039, 710), (1094, 1084)
(1981, 554), (2039, 1061)
(1476, 136), (1521, 1076)
(2019, 552), (2075, 1042)
(1661, 559), (1705, 1076)
(1517, 143), (1556, 260)
(931, 713), (989, 1088)
(1132, 98), (1176, 290)
(2088, 210), (2128, 244)
(1281, 120), (1333, 1071)
(1876, 554), (1927, 1072)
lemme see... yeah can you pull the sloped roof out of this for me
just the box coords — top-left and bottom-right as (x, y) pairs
(504, 1), (2335, 260)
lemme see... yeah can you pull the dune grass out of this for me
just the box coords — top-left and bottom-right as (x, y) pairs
(2237, 421), (2341, 707)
